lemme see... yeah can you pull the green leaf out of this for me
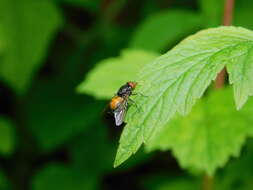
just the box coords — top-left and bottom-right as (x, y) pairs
(234, 0), (253, 30)
(0, 0), (62, 94)
(0, 116), (15, 156)
(215, 140), (253, 190)
(32, 163), (97, 190)
(26, 80), (104, 152)
(199, 0), (253, 29)
(226, 42), (253, 109)
(229, 1), (253, 107)
(129, 9), (203, 52)
(198, 0), (224, 27)
(77, 49), (159, 99)
(0, 24), (4, 52)
(114, 26), (253, 168)
(147, 88), (253, 175)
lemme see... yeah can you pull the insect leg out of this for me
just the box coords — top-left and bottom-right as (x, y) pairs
(132, 92), (148, 97)
(128, 98), (142, 112)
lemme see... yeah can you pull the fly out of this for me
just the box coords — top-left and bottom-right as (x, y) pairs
(109, 81), (137, 126)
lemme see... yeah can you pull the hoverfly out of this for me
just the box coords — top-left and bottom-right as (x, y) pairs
(109, 81), (137, 126)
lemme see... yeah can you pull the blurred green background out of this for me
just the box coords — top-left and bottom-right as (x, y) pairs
(1, 0), (253, 189)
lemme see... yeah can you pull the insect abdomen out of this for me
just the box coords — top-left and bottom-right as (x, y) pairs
(109, 96), (124, 110)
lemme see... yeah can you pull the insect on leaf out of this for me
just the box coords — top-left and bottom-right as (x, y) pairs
(77, 49), (159, 99)
(114, 26), (253, 169)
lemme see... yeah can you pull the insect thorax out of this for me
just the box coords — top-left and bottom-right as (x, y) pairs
(117, 84), (132, 97)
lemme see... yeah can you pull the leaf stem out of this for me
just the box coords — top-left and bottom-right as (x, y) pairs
(214, 68), (227, 89)
(203, 174), (214, 190)
(214, 0), (234, 89)
(212, 0), (234, 188)
(223, 0), (235, 26)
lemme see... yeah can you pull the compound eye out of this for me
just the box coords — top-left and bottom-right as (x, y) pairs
(127, 81), (137, 89)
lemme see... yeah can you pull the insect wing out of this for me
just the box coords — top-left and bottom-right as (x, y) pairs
(114, 101), (127, 126)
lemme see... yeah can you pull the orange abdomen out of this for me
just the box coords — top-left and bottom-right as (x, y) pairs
(110, 96), (124, 110)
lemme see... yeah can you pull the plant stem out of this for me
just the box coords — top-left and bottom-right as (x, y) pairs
(214, 0), (234, 89)
(223, 0), (235, 26)
(203, 175), (214, 190)
(214, 69), (227, 89)
(210, 0), (235, 189)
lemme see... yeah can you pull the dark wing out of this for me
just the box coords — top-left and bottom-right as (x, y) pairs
(114, 101), (128, 126)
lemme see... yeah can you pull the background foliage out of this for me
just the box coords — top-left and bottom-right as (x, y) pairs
(1, 0), (253, 190)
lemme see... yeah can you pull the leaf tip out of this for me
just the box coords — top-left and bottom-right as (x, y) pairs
(234, 96), (248, 110)
(235, 104), (243, 110)
(113, 161), (120, 168)
(113, 155), (126, 168)
(113, 147), (131, 168)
